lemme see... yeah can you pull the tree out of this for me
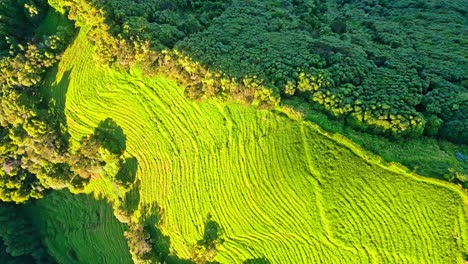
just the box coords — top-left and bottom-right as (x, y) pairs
(124, 224), (153, 263)
(0, 202), (56, 263)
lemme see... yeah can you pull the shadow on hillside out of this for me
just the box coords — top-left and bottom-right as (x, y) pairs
(183, 214), (224, 263)
(24, 190), (134, 263)
(93, 118), (127, 155)
(243, 257), (271, 264)
(47, 69), (72, 144)
(198, 215), (223, 249)
(141, 203), (194, 264)
(116, 156), (138, 187)
(123, 178), (140, 214)
(47, 69), (71, 121)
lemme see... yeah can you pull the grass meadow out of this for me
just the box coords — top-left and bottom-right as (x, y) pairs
(34, 29), (468, 263)
(25, 190), (132, 264)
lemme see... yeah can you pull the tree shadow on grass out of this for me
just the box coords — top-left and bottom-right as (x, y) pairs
(116, 156), (138, 188)
(46, 68), (71, 121)
(189, 214), (224, 263)
(141, 203), (194, 264)
(93, 118), (126, 155)
(198, 215), (223, 249)
(46, 68), (72, 145)
(243, 257), (271, 264)
(123, 178), (140, 214)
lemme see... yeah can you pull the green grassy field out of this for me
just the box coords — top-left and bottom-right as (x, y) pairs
(25, 190), (132, 264)
(37, 29), (468, 263)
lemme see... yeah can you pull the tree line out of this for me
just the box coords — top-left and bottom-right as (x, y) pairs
(49, 0), (466, 143)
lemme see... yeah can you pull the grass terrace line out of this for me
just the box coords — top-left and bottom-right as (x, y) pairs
(35, 29), (468, 263)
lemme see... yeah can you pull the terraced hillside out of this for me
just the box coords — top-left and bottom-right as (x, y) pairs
(40, 30), (468, 263)
(25, 191), (132, 264)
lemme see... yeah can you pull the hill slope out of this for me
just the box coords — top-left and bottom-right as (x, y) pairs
(40, 29), (468, 263)
(25, 191), (132, 264)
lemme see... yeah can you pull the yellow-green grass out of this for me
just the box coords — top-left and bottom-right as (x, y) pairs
(42, 30), (468, 263)
(25, 190), (132, 264)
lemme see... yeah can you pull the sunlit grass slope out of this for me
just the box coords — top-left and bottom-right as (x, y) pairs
(43, 30), (468, 263)
(25, 190), (132, 264)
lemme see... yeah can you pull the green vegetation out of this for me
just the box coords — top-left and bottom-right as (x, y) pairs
(51, 0), (467, 143)
(0, 0), (45, 55)
(285, 97), (468, 183)
(0, 202), (55, 263)
(48, 0), (467, 183)
(0, 1), (71, 203)
(0, 4), (134, 262)
(39, 30), (468, 263)
(1, 0), (467, 263)
(24, 190), (132, 264)
(0, 2), (128, 203)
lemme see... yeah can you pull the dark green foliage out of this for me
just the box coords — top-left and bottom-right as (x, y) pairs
(93, 118), (126, 155)
(0, 0), (48, 56)
(0, 4), (73, 202)
(115, 157), (138, 188)
(189, 214), (223, 262)
(0, 68), (73, 202)
(67, 118), (127, 191)
(0, 4), (127, 202)
(440, 118), (467, 144)
(0, 89), (68, 202)
(53, 0), (467, 142)
(0, 239), (36, 264)
(69, 134), (106, 180)
(0, 21), (71, 88)
(103, 0), (231, 50)
(176, 1), (328, 83)
(423, 115), (443, 137)
(0, 202), (56, 263)
(174, 0), (460, 138)
(243, 257), (271, 264)
(200, 218), (222, 249)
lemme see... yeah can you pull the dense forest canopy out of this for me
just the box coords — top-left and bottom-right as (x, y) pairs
(0, 202), (55, 263)
(54, 0), (467, 143)
(0, 0), (46, 56)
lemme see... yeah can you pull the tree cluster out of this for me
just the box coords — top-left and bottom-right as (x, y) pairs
(0, 0), (48, 57)
(0, 202), (56, 263)
(0, 1), (126, 203)
(191, 215), (223, 263)
(53, 0), (466, 142)
(174, 0), (466, 140)
(124, 223), (153, 264)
